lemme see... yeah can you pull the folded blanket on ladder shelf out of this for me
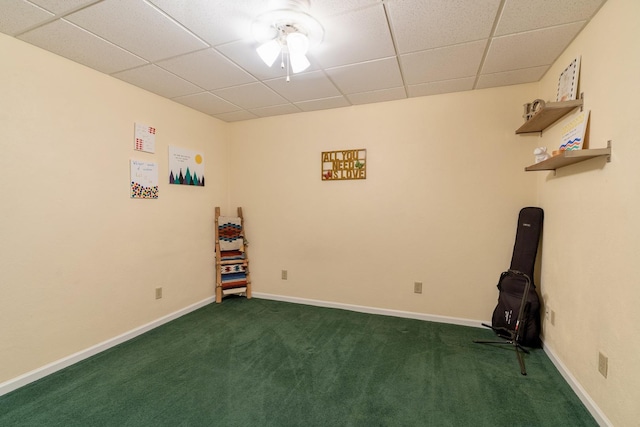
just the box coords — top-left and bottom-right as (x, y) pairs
(219, 245), (247, 290)
(221, 264), (246, 274)
(218, 216), (244, 252)
(219, 250), (245, 261)
(221, 272), (248, 289)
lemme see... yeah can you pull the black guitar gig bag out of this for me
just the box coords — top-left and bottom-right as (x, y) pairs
(490, 207), (544, 347)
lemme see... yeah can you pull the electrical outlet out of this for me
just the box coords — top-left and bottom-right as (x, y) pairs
(598, 352), (608, 378)
(281, 270), (288, 280)
(155, 287), (163, 299)
(550, 310), (556, 326)
(414, 282), (422, 294)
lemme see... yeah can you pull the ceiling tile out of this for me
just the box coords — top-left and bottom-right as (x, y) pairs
(65, 0), (207, 62)
(347, 87), (407, 105)
(476, 66), (548, 89)
(29, 0), (99, 15)
(263, 71), (342, 103)
(250, 104), (301, 118)
(113, 65), (202, 98)
(400, 40), (486, 85)
(496, 0), (606, 36)
(0, 0), (53, 35)
(172, 92), (240, 115)
(386, 0), (501, 53)
(157, 49), (256, 91)
(482, 22), (585, 74)
(313, 4), (395, 69)
(309, 0), (380, 19)
(407, 77), (475, 97)
(325, 57), (403, 94)
(295, 96), (351, 112)
(148, 0), (268, 46)
(19, 19), (147, 74)
(213, 110), (259, 122)
(213, 83), (288, 110)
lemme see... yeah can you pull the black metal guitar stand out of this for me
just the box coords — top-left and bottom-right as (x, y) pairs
(474, 269), (532, 376)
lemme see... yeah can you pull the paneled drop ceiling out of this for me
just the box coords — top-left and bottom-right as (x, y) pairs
(1, 0), (607, 122)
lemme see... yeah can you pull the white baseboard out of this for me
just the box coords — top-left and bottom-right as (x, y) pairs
(252, 292), (488, 328)
(542, 342), (612, 427)
(0, 296), (215, 398)
(255, 292), (610, 427)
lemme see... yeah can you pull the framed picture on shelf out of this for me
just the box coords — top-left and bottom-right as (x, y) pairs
(556, 56), (581, 102)
(559, 110), (590, 151)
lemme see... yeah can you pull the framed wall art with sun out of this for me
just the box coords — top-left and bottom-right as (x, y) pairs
(169, 146), (205, 186)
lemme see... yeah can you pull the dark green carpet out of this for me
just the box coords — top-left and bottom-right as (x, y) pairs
(0, 297), (596, 426)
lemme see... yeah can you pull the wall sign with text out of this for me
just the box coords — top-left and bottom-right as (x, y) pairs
(321, 149), (366, 181)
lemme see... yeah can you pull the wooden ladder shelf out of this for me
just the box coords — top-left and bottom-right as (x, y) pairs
(214, 207), (251, 303)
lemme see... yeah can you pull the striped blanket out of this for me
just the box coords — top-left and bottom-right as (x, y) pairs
(219, 250), (245, 261)
(221, 272), (248, 289)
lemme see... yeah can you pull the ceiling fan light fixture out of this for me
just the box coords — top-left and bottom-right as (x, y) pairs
(252, 0), (323, 79)
(289, 52), (311, 73)
(286, 32), (309, 56)
(256, 39), (282, 67)
(286, 32), (310, 72)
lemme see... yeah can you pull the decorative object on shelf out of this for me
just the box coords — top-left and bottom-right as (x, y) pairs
(522, 99), (546, 121)
(559, 110), (590, 151)
(321, 149), (366, 181)
(533, 147), (551, 163)
(557, 56), (581, 102)
(252, 0), (324, 82)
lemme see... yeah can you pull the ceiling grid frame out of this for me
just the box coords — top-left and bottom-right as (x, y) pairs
(0, 0), (608, 122)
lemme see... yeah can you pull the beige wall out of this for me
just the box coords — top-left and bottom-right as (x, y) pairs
(0, 34), (229, 383)
(2, 0), (638, 424)
(532, 0), (640, 425)
(227, 85), (537, 320)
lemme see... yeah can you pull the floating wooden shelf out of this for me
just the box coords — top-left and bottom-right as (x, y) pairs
(525, 142), (612, 172)
(516, 98), (583, 134)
